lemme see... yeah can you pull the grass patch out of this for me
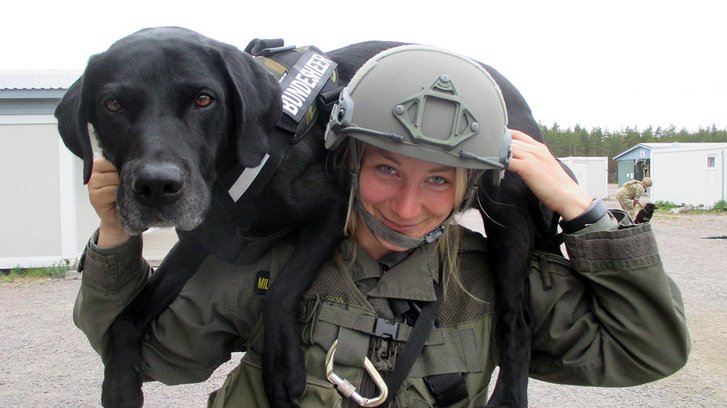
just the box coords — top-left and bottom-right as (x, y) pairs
(0, 263), (69, 283)
(653, 201), (679, 211)
(651, 200), (727, 214)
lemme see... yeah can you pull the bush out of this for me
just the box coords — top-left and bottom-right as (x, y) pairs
(714, 200), (727, 212)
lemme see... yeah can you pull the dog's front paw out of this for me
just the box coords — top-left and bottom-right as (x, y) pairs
(101, 358), (144, 408)
(262, 322), (307, 408)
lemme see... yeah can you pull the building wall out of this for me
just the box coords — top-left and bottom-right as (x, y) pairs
(559, 157), (609, 199)
(651, 147), (727, 206)
(1, 120), (62, 259)
(0, 115), (97, 268)
(617, 160), (636, 187)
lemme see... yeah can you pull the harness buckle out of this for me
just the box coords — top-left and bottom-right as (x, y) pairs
(373, 318), (400, 340)
(325, 340), (389, 407)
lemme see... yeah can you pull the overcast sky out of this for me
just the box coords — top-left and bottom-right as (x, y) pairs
(3, 0), (725, 132)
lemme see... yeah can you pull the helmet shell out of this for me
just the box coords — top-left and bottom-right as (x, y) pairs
(642, 177), (653, 187)
(325, 44), (511, 171)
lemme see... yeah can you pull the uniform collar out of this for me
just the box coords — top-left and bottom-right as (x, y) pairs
(341, 238), (440, 302)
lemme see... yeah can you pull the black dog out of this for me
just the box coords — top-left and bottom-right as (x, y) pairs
(635, 202), (657, 223)
(56, 27), (353, 408)
(57, 27), (560, 408)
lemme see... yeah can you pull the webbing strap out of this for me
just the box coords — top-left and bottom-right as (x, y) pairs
(226, 154), (270, 202)
(317, 304), (413, 342)
(219, 127), (290, 205)
(423, 372), (467, 406)
(381, 280), (443, 407)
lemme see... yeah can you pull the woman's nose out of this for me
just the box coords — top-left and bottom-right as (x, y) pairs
(390, 182), (421, 219)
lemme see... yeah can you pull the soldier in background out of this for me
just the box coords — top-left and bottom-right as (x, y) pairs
(616, 177), (653, 219)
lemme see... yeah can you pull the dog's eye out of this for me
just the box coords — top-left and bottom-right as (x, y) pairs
(104, 98), (122, 112)
(195, 94), (214, 108)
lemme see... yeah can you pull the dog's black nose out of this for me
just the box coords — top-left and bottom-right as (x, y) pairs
(132, 164), (184, 202)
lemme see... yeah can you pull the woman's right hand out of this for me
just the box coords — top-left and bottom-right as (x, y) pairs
(88, 157), (131, 248)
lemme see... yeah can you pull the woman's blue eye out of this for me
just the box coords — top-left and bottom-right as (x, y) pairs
(430, 176), (448, 185)
(377, 164), (396, 174)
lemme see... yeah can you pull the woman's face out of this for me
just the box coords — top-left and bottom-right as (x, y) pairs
(356, 146), (457, 259)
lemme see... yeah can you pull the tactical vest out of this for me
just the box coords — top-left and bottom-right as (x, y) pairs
(210, 229), (500, 408)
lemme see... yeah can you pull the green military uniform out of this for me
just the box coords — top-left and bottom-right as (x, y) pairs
(74, 215), (689, 407)
(616, 180), (646, 219)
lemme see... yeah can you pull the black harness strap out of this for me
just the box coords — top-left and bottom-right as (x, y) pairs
(220, 125), (291, 207)
(381, 279), (443, 407)
(423, 372), (468, 407)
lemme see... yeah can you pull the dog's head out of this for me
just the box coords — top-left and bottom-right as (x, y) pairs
(55, 27), (281, 233)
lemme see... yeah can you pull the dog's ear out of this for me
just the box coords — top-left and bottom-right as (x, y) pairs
(220, 46), (281, 168)
(55, 76), (94, 184)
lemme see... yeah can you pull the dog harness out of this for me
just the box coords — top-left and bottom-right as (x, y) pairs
(221, 39), (340, 206)
(176, 40), (343, 265)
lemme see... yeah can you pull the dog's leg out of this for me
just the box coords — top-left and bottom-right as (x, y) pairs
(479, 176), (534, 408)
(483, 217), (533, 408)
(261, 202), (347, 408)
(102, 317), (146, 408)
(101, 238), (206, 408)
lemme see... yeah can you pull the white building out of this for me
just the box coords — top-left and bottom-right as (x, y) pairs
(558, 156), (609, 200)
(614, 143), (727, 207)
(0, 70), (95, 269)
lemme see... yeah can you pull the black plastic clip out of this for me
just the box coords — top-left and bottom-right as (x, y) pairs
(373, 318), (400, 340)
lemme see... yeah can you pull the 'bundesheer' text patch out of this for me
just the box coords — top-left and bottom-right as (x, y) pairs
(279, 48), (336, 122)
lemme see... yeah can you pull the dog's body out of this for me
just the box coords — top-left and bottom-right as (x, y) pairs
(57, 27), (562, 408)
(635, 202), (657, 223)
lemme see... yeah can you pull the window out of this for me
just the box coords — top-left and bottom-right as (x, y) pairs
(707, 155), (716, 169)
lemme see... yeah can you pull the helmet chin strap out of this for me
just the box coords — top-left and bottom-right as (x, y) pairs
(354, 198), (445, 250)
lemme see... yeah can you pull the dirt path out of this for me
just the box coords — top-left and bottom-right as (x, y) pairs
(1, 212), (725, 407)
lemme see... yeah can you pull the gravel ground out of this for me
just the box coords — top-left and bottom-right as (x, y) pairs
(1, 210), (726, 407)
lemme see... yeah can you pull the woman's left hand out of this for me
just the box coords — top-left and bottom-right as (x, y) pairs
(507, 130), (592, 221)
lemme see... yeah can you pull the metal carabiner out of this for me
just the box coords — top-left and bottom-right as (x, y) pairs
(325, 339), (389, 407)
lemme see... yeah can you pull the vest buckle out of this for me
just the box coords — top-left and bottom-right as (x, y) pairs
(325, 339), (389, 407)
(373, 318), (400, 340)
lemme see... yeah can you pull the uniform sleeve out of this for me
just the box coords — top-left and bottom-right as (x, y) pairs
(73, 230), (152, 360)
(72, 231), (269, 385)
(528, 223), (690, 386)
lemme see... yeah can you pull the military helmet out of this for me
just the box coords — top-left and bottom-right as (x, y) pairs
(324, 44), (511, 182)
(642, 177), (653, 187)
